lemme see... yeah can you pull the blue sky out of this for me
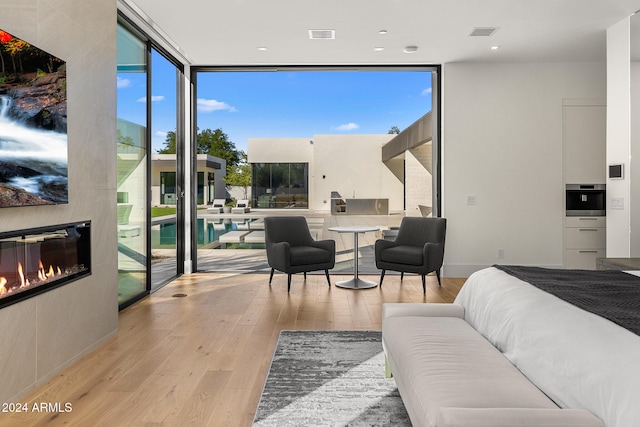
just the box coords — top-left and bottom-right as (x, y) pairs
(118, 56), (433, 154)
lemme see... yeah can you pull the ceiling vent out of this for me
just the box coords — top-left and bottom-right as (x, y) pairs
(309, 29), (336, 40)
(468, 27), (499, 37)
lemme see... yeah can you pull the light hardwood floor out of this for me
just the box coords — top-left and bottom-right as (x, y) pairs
(2, 272), (465, 427)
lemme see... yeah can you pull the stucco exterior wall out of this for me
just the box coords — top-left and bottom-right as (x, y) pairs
(312, 134), (401, 211)
(405, 143), (433, 217)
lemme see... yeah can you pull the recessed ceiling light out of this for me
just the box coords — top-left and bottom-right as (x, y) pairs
(373, 47), (385, 52)
(257, 47), (268, 51)
(379, 30), (388, 35)
(490, 45), (500, 50)
(403, 45), (418, 54)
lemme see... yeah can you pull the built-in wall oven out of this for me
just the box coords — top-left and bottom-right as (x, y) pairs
(566, 184), (606, 216)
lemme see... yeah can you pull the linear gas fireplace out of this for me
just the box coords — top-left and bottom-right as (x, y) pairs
(0, 221), (91, 309)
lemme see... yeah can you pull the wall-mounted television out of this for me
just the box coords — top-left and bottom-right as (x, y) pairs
(0, 28), (67, 208)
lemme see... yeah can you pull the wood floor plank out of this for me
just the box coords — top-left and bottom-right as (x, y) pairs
(0, 272), (465, 427)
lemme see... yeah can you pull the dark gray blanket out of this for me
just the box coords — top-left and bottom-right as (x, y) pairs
(494, 265), (640, 336)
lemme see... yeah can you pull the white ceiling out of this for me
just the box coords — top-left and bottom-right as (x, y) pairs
(125, 0), (640, 66)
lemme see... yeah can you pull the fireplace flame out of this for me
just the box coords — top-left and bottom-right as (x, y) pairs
(18, 262), (30, 288)
(38, 260), (46, 281)
(37, 260), (61, 282)
(1, 260), (66, 299)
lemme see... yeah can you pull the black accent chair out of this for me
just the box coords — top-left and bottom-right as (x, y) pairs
(264, 216), (336, 292)
(375, 217), (446, 293)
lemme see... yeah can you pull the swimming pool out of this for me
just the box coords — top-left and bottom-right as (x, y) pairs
(152, 217), (264, 249)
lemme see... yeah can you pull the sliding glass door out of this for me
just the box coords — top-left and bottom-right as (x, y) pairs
(150, 48), (180, 291)
(191, 67), (439, 273)
(117, 17), (185, 308)
(116, 22), (148, 307)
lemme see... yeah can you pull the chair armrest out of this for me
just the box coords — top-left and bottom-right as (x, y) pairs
(423, 242), (444, 268)
(437, 408), (604, 427)
(382, 303), (464, 320)
(375, 239), (397, 263)
(313, 239), (336, 254)
(266, 241), (291, 271)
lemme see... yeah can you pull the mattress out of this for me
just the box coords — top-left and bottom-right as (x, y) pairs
(454, 267), (640, 427)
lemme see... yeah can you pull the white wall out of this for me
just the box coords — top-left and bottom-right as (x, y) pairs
(0, 0), (118, 401)
(607, 17), (632, 257)
(631, 61), (640, 255)
(247, 137), (313, 163)
(312, 134), (401, 211)
(443, 62), (606, 277)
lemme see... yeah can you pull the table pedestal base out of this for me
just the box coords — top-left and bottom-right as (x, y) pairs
(335, 277), (378, 289)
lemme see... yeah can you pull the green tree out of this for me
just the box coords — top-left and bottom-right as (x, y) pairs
(388, 125), (400, 134)
(197, 128), (240, 174)
(158, 130), (177, 154)
(158, 128), (241, 175)
(224, 151), (252, 198)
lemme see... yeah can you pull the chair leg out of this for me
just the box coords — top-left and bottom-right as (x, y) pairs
(287, 274), (292, 293)
(400, 272), (404, 281)
(269, 268), (275, 285)
(379, 270), (385, 287)
(304, 272), (307, 280)
(421, 274), (426, 294)
(324, 270), (331, 287)
(436, 269), (442, 286)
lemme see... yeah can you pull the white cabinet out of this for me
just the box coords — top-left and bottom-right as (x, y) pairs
(564, 216), (606, 269)
(563, 99), (606, 268)
(563, 102), (606, 184)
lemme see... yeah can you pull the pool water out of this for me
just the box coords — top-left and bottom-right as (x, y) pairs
(152, 218), (262, 249)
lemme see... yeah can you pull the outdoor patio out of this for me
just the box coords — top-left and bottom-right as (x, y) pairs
(195, 209), (406, 276)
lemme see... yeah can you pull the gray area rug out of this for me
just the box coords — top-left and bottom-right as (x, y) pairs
(253, 330), (411, 426)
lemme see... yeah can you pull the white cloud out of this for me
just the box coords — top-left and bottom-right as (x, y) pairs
(421, 88), (432, 96)
(334, 122), (359, 131)
(136, 95), (165, 103)
(155, 131), (168, 138)
(117, 77), (131, 88)
(197, 98), (238, 112)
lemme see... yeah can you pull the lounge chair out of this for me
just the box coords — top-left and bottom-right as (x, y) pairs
(231, 199), (250, 214)
(208, 198), (226, 213)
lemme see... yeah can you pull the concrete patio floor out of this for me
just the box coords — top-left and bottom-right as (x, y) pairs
(195, 209), (406, 275)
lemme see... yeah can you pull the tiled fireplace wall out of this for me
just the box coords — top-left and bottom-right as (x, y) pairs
(0, 0), (118, 402)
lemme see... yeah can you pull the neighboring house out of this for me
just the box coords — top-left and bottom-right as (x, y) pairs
(247, 113), (433, 215)
(151, 154), (226, 206)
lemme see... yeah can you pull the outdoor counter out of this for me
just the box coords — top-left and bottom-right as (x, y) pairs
(331, 197), (389, 215)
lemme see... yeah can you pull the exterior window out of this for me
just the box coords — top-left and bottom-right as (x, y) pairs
(251, 163), (308, 208)
(197, 172), (204, 205)
(160, 172), (176, 204)
(208, 172), (215, 203)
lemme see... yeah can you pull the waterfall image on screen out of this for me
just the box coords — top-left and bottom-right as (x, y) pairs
(0, 29), (67, 207)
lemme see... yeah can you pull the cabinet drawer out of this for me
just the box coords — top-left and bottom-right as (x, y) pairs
(565, 227), (606, 249)
(565, 216), (606, 228)
(565, 249), (606, 270)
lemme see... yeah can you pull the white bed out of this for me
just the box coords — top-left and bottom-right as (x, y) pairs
(454, 267), (640, 427)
